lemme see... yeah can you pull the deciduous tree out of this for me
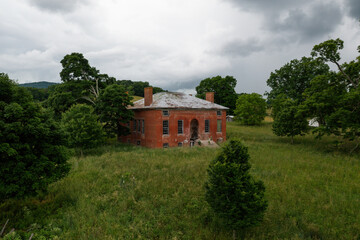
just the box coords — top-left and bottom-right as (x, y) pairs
(96, 84), (134, 140)
(266, 57), (329, 103)
(0, 74), (70, 201)
(272, 98), (308, 144)
(61, 104), (105, 150)
(234, 93), (266, 125)
(196, 75), (237, 114)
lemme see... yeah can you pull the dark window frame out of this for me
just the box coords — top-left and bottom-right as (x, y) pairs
(178, 120), (183, 134)
(133, 120), (137, 131)
(163, 143), (169, 148)
(205, 119), (210, 133)
(163, 110), (169, 116)
(163, 120), (169, 135)
(217, 119), (222, 132)
(142, 120), (145, 134)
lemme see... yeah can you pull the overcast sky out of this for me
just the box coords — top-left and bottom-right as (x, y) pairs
(0, 0), (359, 94)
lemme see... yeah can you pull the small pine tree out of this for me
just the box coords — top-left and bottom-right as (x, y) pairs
(205, 140), (267, 239)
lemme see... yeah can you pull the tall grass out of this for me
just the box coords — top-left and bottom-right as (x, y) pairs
(1, 123), (359, 239)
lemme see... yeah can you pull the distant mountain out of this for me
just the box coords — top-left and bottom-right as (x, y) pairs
(19, 81), (58, 89)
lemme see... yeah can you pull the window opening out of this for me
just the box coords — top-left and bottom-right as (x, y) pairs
(217, 119), (222, 132)
(163, 110), (169, 116)
(205, 119), (210, 133)
(163, 120), (169, 135)
(178, 120), (183, 134)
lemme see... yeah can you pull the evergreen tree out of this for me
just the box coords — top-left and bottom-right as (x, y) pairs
(205, 140), (267, 239)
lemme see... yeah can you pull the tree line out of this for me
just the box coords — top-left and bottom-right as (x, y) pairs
(267, 38), (359, 150)
(0, 52), (167, 201)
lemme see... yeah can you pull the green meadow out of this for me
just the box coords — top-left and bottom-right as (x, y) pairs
(1, 122), (359, 239)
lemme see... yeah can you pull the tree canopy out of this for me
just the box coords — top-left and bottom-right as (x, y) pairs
(0, 74), (70, 201)
(235, 93), (266, 125)
(272, 97), (308, 144)
(96, 84), (134, 140)
(61, 104), (105, 150)
(266, 57), (329, 103)
(196, 75), (237, 114)
(60, 52), (98, 83)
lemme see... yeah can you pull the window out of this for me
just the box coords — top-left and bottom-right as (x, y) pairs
(163, 143), (169, 148)
(178, 142), (183, 147)
(178, 120), (183, 134)
(205, 119), (210, 133)
(138, 120), (141, 132)
(163, 120), (169, 135)
(142, 120), (145, 134)
(217, 110), (222, 116)
(163, 110), (169, 116)
(217, 119), (222, 132)
(133, 120), (136, 131)
(137, 140), (141, 145)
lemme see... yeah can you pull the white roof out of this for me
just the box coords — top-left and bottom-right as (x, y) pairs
(130, 92), (228, 110)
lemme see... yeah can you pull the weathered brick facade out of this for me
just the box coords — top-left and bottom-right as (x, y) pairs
(121, 87), (227, 148)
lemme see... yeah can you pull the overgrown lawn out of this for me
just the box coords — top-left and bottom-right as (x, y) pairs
(1, 122), (359, 239)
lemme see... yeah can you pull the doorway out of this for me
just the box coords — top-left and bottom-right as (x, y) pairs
(190, 119), (199, 140)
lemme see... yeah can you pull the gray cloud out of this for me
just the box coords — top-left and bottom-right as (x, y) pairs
(29, 0), (87, 13)
(224, 0), (308, 12)
(224, 0), (343, 42)
(269, 3), (343, 42)
(220, 38), (264, 57)
(346, 0), (360, 19)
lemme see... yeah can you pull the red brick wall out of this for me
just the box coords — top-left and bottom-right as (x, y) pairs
(121, 109), (226, 148)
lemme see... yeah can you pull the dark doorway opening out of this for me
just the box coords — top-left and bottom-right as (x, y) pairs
(190, 119), (199, 141)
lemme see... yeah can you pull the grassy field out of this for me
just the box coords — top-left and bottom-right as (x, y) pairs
(1, 122), (359, 239)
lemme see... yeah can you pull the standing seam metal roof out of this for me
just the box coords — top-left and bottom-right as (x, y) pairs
(130, 92), (228, 110)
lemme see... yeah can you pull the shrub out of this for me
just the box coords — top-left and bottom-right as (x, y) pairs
(205, 140), (267, 238)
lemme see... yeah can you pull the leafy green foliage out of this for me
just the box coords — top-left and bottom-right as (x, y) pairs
(0, 74), (70, 201)
(235, 93), (266, 125)
(272, 98), (308, 143)
(60, 53), (98, 83)
(301, 73), (346, 127)
(117, 80), (166, 97)
(312, 38), (359, 88)
(96, 84), (134, 140)
(205, 140), (267, 232)
(46, 81), (91, 118)
(196, 75), (237, 114)
(61, 104), (105, 149)
(266, 57), (329, 103)
(22, 87), (49, 102)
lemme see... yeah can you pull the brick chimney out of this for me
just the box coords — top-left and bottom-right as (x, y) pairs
(206, 92), (214, 103)
(144, 87), (153, 106)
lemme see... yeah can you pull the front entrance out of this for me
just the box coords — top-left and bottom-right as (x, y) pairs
(190, 119), (199, 140)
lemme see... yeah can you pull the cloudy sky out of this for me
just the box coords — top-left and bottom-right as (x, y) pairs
(0, 0), (359, 94)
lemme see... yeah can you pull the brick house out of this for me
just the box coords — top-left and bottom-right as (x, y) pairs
(121, 87), (228, 148)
